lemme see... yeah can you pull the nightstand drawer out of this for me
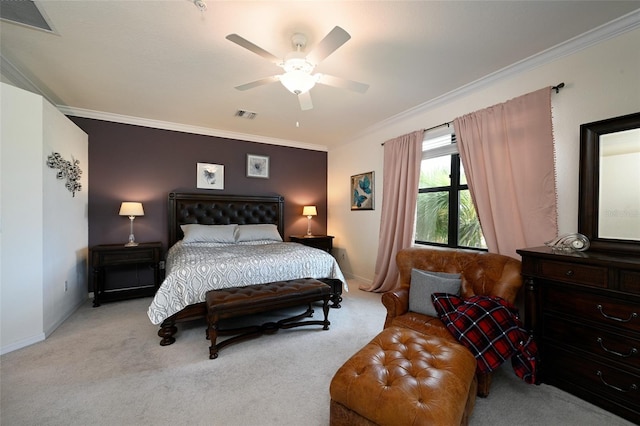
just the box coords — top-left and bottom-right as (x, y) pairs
(98, 248), (157, 265)
(290, 235), (334, 253)
(540, 260), (607, 288)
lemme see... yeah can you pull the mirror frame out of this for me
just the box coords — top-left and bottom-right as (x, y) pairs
(578, 111), (640, 254)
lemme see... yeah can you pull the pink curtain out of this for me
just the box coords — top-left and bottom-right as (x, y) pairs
(453, 87), (558, 259)
(362, 130), (423, 292)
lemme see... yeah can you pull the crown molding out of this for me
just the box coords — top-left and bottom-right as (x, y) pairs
(56, 106), (328, 152)
(354, 9), (640, 142)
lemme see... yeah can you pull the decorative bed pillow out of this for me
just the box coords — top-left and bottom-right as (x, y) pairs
(430, 293), (538, 383)
(408, 268), (461, 317)
(235, 224), (283, 243)
(181, 224), (237, 244)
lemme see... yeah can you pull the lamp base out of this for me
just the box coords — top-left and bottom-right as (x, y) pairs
(124, 241), (139, 247)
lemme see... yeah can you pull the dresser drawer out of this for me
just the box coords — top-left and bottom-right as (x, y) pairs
(539, 260), (607, 288)
(544, 345), (640, 413)
(543, 314), (640, 370)
(544, 285), (640, 334)
(621, 270), (640, 293)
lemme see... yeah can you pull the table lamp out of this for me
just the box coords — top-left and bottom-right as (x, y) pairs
(119, 202), (144, 246)
(302, 205), (317, 236)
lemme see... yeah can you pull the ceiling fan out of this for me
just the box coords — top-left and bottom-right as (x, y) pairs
(226, 26), (369, 111)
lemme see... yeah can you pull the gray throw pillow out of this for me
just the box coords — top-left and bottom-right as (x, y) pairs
(409, 268), (461, 317)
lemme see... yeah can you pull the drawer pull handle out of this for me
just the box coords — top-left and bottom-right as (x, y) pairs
(596, 337), (638, 358)
(596, 304), (638, 323)
(596, 371), (638, 393)
(565, 270), (574, 276)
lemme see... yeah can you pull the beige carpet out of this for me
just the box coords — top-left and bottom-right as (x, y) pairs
(0, 280), (634, 426)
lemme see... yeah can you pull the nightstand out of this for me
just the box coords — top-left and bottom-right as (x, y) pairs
(90, 242), (162, 307)
(290, 235), (334, 254)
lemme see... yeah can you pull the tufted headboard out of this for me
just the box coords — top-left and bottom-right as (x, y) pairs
(168, 192), (285, 247)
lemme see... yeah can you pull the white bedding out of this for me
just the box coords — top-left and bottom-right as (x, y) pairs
(147, 241), (347, 325)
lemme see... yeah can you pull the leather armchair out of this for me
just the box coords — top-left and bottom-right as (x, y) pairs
(381, 246), (523, 397)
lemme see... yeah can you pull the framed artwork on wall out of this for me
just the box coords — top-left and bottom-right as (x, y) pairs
(196, 163), (224, 190)
(247, 154), (269, 178)
(351, 171), (374, 210)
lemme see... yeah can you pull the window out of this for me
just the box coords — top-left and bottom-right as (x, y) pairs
(415, 128), (486, 250)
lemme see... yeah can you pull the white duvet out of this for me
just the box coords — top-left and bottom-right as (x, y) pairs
(147, 241), (346, 325)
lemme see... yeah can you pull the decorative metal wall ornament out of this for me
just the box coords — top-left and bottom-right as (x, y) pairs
(46, 152), (82, 197)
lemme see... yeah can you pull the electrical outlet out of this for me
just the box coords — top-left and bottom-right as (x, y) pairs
(64, 281), (68, 292)
(159, 261), (166, 270)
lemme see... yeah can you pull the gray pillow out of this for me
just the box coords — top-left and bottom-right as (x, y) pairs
(409, 268), (461, 317)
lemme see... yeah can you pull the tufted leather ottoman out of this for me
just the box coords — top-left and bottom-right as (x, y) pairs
(329, 326), (477, 426)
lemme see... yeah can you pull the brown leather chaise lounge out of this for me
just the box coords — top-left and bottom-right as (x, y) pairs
(382, 246), (523, 397)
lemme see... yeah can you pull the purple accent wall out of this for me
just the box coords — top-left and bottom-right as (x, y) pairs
(70, 118), (328, 251)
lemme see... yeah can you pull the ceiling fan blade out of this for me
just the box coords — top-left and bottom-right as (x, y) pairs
(226, 34), (281, 64)
(317, 74), (369, 93)
(298, 91), (313, 111)
(306, 26), (351, 65)
(235, 76), (279, 91)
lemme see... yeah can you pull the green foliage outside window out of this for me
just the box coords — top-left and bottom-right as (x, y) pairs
(416, 158), (486, 249)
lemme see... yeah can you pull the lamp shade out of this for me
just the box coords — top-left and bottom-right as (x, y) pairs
(119, 202), (144, 217)
(302, 206), (317, 216)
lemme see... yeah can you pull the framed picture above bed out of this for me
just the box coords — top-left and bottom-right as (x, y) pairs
(351, 171), (374, 210)
(197, 163), (224, 190)
(247, 154), (269, 178)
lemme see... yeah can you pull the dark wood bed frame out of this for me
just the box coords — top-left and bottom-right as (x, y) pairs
(157, 192), (341, 346)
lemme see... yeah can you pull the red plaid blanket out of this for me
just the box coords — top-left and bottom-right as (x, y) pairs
(431, 293), (538, 384)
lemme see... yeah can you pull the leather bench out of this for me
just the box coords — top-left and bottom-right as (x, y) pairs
(329, 326), (478, 426)
(206, 278), (331, 359)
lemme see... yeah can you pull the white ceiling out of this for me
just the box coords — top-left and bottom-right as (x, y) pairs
(2, 1), (639, 150)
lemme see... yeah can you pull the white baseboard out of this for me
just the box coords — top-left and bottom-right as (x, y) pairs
(1, 333), (46, 355)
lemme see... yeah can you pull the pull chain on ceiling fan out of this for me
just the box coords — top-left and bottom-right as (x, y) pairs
(226, 26), (369, 111)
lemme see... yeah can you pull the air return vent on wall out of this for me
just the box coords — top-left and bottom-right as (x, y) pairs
(0, 0), (52, 32)
(235, 110), (257, 120)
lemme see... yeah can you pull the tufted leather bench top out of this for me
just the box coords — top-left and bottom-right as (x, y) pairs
(330, 326), (477, 426)
(207, 278), (331, 317)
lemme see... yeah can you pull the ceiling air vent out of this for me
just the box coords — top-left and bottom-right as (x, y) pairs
(235, 110), (257, 120)
(1, 0), (52, 32)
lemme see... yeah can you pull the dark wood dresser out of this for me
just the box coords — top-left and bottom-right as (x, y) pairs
(517, 246), (640, 423)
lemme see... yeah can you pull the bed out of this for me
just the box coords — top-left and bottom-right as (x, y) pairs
(148, 192), (346, 346)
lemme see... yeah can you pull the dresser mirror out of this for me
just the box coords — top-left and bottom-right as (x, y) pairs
(578, 112), (640, 254)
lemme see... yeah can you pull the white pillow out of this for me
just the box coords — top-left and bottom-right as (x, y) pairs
(181, 224), (237, 244)
(235, 224), (283, 242)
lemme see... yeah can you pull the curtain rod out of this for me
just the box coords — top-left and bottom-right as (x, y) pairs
(381, 83), (565, 146)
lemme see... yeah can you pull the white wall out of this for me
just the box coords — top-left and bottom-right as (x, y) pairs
(1, 83), (45, 350)
(329, 27), (640, 284)
(1, 83), (88, 354)
(42, 101), (89, 336)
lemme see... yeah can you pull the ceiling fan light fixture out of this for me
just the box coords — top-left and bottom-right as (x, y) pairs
(278, 70), (319, 95)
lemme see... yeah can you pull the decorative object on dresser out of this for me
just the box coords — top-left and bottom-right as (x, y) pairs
(516, 111), (640, 424)
(118, 202), (144, 247)
(302, 205), (317, 235)
(90, 242), (162, 307)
